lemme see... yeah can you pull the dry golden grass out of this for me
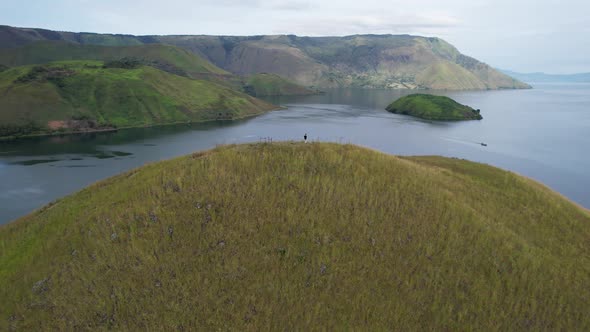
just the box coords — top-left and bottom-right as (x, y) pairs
(1, 142), (589, 330)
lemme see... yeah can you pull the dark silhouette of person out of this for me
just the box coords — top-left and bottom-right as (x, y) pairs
(304, 133), (308, 142)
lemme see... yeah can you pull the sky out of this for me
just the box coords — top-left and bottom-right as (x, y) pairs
(1, 0), (589, 73)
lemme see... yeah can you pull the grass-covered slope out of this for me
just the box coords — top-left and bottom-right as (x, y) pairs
(244, 73), (319, 96)
(0, 41), (320, 96)
(0, 41), (229, 77)
(0, 61), (276, 138)
(387, 94), (483, 121)
(0, 26), (531, 90)
(1, 143), (589, 330)
(159, 35), (531, 90)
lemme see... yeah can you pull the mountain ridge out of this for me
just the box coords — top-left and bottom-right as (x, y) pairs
(0, 40), (229, 77)
(0, 25), (530, 90)
(500, 69), (590, 83)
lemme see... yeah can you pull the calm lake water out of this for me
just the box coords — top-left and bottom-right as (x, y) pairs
(1, 84), (589, 224)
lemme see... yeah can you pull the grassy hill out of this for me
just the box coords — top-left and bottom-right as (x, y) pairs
(1, 142), (589, 330)
(386, 94), (483, 121)
(244, 73), (319, 96)
(0, 26), (531, 90)
(0, 61), (277, 138)
(0, 41), (322, 96)
(0, 41), (229, 78)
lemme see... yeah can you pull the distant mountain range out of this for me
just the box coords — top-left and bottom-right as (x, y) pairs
(0, 25), (530, 90)
(500, 70), (590, 83)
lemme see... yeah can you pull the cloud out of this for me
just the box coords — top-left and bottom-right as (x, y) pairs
(272, 13), (460, 36)
(1, 0), (588, 72)
(268, 1), (313, 11)
(198, 0), (312, 10)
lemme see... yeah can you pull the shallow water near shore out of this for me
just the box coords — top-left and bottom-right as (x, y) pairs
(1, 84), (589, 224)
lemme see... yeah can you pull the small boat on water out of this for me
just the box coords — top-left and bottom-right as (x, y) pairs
(481, 143), (488, 147)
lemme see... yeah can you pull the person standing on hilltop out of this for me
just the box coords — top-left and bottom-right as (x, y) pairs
(304, 133), (308, 143)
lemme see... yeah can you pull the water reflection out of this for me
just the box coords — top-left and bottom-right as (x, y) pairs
(1, 85), (589, 223)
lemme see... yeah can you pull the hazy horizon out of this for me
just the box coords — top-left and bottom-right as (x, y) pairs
(1, 0), (589, 74)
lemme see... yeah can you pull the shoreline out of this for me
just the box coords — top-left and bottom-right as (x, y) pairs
(2, 141), (588, 226)
(0, 106), (285, 142)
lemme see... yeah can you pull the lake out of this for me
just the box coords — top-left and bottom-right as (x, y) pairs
(1, 84), (589, 224)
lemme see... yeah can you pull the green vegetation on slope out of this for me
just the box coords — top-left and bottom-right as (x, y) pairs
(1, 142), (589, 330)
(0, 61), (276, 138)
(0, 26), (532, 90)
(0, 41), (229, 78)
(416, 61), (486, 90)
(386, 94), (483, 121)
(0, 41), (321, 96)
(156, 34), (531, 90)
(244, 73), (319, 96)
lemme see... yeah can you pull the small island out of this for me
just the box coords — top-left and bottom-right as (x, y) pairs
(386, 94), (483, 121)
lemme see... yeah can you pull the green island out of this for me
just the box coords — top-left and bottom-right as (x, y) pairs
(1, 142), (589, 330)
(0, 60), (277, 139)
(386, 94), (483, 121)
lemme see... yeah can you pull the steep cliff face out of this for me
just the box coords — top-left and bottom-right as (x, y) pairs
(0, 25), (530, 90)
(162, 34), (530, 90)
